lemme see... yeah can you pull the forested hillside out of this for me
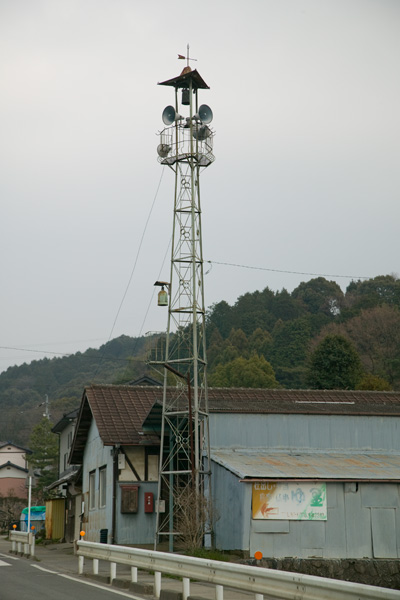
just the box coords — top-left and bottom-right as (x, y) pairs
(0, 334), (159, 445)
(1, 274), (399, 446)
(205, 275), (400, 390)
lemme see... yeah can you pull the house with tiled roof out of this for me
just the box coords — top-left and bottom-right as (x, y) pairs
(69, 385), (161, 545)
(0, 442), (32, 499)
(69, 385), (400, 559)
(47, 409), (80, 542)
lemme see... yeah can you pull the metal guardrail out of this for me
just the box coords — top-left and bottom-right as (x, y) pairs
(9, 530), (35, 558)
(76, 540), (400, 600)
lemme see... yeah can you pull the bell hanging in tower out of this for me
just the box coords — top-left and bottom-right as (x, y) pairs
(157, 286), (168, 307)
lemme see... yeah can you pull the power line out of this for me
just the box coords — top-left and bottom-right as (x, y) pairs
(0, 346), (70, 357)
(106, 167), (166, 342)
(0, 345), (149, 363)
(118, 238), (172, 382)
(0, 171), (167, 375)
(206, 260), (371, 280)
(1, 255), (373, 368)
(92, 168), (166, 378)
(136, 237), (171, 338)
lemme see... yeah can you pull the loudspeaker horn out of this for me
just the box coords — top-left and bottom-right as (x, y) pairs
(193, 125), (211, 141)
(162, 105), (182, 125)
(196, 104), (213, 124)
(157, 144), (171, 158)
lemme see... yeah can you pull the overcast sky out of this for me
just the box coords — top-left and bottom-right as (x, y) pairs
(1, 0), (399, 374)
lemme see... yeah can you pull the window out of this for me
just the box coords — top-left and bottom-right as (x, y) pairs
(89, 470), (96, 510)
(145, 447), (160, 481)
(99, 466), (107, 508)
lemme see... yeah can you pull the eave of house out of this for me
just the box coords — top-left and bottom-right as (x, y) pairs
(0, 461), (29, 473)
(0, 441), (32, 454)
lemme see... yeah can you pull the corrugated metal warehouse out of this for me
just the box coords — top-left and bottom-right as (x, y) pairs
(69, 386), (400, 559)
(207, 389), (400, 559)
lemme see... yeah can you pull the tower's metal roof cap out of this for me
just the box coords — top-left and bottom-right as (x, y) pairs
(158, 68), (209, 90)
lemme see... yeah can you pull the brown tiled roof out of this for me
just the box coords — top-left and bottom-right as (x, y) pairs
(208, 388), (400, 415)
(86, 384), (161, 444)
(70, 384), (163, 464)
(70, 385), (400, 464)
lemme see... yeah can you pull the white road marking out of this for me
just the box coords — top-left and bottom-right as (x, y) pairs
(31, 564), (59, 574)
(0, 553), (18, 560)
(30, 565), (145, 599)
(0, 559), (11, 566)
(59, 574), (146, 599)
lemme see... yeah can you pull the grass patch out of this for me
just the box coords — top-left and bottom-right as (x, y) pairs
(185, 548), (230, 562)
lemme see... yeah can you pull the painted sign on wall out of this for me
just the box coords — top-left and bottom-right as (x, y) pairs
(252, 482), (327, 520)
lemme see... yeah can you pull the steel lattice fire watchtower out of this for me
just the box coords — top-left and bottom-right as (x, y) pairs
(153, 61), (215, 551)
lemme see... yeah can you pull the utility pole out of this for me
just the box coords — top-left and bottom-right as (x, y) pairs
(44, 394), (50, 420)
(153, 52), (215, 551)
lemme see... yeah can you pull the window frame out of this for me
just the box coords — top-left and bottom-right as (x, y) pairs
(145, 447), (160, 481)
(89, 470), (96, 510)
(99, 466), (107, 509)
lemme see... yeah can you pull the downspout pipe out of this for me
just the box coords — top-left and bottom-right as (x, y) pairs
(112, 445), (119, 545)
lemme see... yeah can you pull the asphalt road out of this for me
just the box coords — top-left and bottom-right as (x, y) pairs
(0, 552), (146, 600)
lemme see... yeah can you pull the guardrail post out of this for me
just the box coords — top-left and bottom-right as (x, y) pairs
(78, 555), (84, 574)
(93, 558), (99, 575)
(30, 534), (35, 558)
(17, 541), (22, 555)
(183, 577), (190, 600)
(110, 562), (116, 583)
(154, 571), (161, 598)
(216, 584), (223, 600)
(255, 595), (264, 600)
(131, 566), (138, 583)
(11, 538), (16, 553)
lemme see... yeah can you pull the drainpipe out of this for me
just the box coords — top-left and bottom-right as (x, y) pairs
(112, 445), (119, 545)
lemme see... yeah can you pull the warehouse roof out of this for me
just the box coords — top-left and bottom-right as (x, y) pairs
(211, 449), (400, 482)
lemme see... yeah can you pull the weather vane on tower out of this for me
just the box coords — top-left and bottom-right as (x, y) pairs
(177, 43), (198, 68)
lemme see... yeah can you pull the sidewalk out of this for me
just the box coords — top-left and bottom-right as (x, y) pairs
(0, 536), (259, 600)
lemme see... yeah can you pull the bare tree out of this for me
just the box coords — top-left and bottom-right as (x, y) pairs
(173, 485), (215, 553)
(0, 490), (25, 532)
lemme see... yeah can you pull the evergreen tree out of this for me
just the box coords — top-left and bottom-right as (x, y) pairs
(232, 289), (276, 335)
(28, 418), (59, 501)
(346, 275), (400, 312)
(248, 328), (273, 359)
(206, 300), (233, 338)
(306, 335), (363, 390)
(271, 318), (311, 368)
(292, 277), (344, 316)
